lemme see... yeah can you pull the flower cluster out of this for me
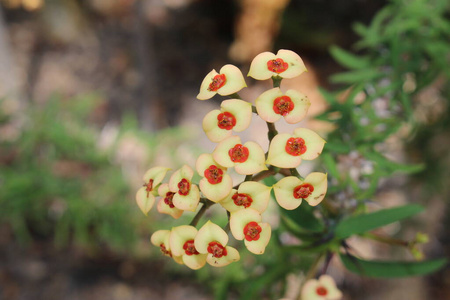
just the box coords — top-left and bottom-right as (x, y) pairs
(136, 50), (329, 270)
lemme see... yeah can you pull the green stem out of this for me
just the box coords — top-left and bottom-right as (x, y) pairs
(229, 92), (242, 100)
(272, 76), (282, 88)
(266, 122), (278, 142)
(189, 200), (214, 227)
(290, 168), (304, 180)
(363, 232), (410, 247)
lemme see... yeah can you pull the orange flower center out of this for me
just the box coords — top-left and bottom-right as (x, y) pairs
(273, 96), (294, 116)
(208, 74), (226, 91)
(243, 221), (262, 241)
(267, 58), (288, 73)
(285, 137), (307, 156)
(164, 192), (175, 208)
(177, 178), (191, 196)
(183, 239), (199, 256)
(207, 241), (227, 258)
(316, 286), (328, 296)
(293, 183), (314, 199)
(217, 111), (237, 130)
(204, 165), (224, 184)
(144, 179), (154, 197)
(159, 243), (172, 257)
(228, 144), (249, 163)
(232, 192), (253, 208)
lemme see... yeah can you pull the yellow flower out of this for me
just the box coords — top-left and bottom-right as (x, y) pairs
(169, 225), (207, 270)
(255, 88), (310, 124)
(213, 135), (267, 175)
(202, 99), (252, 142)
(273, 173), (328, 210)
(220, 181), (272, 213)
(156, 183), (183, 219)
(135, 167), (170, 215)
(229, 208), (271, 255)
(248, 49), (307, 80)
(194, 221), (240, 267)
(168, 165), (200, 212)
(150, 229), (183, 265)
(197, 65), (247, 100)
(301, 275), (342, 300)
(195, 153), (233, 202)
(266, 128), (326, 168)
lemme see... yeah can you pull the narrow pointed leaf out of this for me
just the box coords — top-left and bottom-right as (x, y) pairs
(335, 204), (424, 239)
(340, 254), (447, 278)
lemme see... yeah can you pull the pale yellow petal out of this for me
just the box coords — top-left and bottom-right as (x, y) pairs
(197, 69), (219, 100)
(283, 90), (310, 124)
(221, 99), (252, 132)
(255, 87), (283, 123)
(142, 166), (170, 187)
(150, 230), (171, 248)
(195, 153), (219, 175)
(276, 49), (307, 79)
(218, 64), (247, 95)
(237, 181), (271, 213)
(172, 184), (200, 212)
(248, 52), (277, 80)
(266, 133), (302, 168)
(203, 109), (232, 143)
(273, 176), (303, 210)
(168, 165), (194, 192)
(218, 189), (240, 212)
(229, 208), (261, 240)
(157, 197), (183, 219)
(169, 225), (198, 257)
(245, 223), (271, 255)
(293, 128), (326, 161)
(234, 141), (268, 175)
(206, 246), (240, 267)
(183, 253), (207, 270)
(212, 135), (242, 168)
(199, 175), (233, 203)
(304, 172), (328, 206)
(194, 221), (229, 254)
(136, 186), (155, 215)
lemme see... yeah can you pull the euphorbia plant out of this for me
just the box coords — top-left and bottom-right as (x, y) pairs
(136, 47), (446, 300)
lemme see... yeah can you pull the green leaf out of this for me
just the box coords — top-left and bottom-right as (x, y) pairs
(363, 151), (425, 174)
(335, 204), (424, 239)
(330, 68), (383, 84)
(329, 46), (370, 70)
(340, 254), (447, 278)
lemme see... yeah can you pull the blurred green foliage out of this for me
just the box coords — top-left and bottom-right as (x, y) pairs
(0, 94), (137, 250)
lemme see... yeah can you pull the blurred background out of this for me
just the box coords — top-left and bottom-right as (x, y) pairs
(0, 0), (449, 299)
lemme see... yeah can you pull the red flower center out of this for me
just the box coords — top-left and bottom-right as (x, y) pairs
(207, 241), (227, 258)
(204, 165), (224, 184)
(159, 243), (172, 257)
(164, 192), (175, 208)
(316, 286), (328, 296)
(273, 96), (294, 116)
(228, 144), (249, 163)
(144, 179), (154, 197)
(267, 58), (288, 74)
(183, 239), (199, 256)
(177, 178), (191, 196)
(208, 74), (226, 91)
(217, 111), (237, 130)
(232, 192), (253, 208)
(293, 183), (314, 199)
(243, 221), (262, 241)
(285, 137), (307, 156)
